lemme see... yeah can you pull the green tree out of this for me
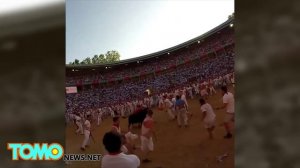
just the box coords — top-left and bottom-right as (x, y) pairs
(74, 59), (80, 65)
(105, 50), (120, 63)
(68, 50), (121, 65)
(98, 54), (106, 63)
(92, 55), (98, 64)
(82, 57), (91, 64)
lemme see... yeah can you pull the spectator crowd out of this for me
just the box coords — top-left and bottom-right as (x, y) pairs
(66, 28), (234, 120)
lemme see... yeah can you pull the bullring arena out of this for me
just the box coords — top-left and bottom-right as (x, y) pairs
(66, 87), (234, 168)
(65, 18), (234, 168)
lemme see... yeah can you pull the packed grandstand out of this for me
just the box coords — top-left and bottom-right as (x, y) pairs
(66, 18), (234, 119)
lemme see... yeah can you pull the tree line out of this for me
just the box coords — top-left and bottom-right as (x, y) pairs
(68, 50), (121, 65)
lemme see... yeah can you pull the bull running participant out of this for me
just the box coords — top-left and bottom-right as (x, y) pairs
(74, 113), (83, 135)
(80, 115), (91, 151)
(216, 86), (235, 139)
(112, 117), (121, 133)
(140, 110), (155, 163)
(175, 95), (188, 128)
(111, 117), (129, 153)
(164, 95), (175, 120)
(199, 99), (216, 139)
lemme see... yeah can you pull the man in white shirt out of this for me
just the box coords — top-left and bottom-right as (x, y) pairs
(171, 95), (177, 118)
(175, 95), (188, 128)
(199, 99), (216, 139)
(164, 96), (175, 120)
(208, 80), (216, 95)
(81, 115), (91, 151)
(180, 91), (188, 109)
(175, 89), (180, 96)
(216, 86), (234, 139)
(120, 104), (125, 118)
(144, 97), (150, 108)
(109, 107), (115, 117)
(193, 83), (199, 95)
(74, 113), (83, 135)
(110, 117), (130, 154)
(200, 83), (209, 99)
(124, 129), (139, 154)
(124, 103), (130, 117)
(225, 73), (231, 85)
(187, 86), (193, 99)
(150, 96), (154, 108)
(139, 99), (144, 107)
(111, 117), (121, 134)
(218, 76), (223, 87)
(180, 90), (192, 117)
(102, 132), (140, 168)
(158, 95), (164, 110)
(141, 110), (155, 163)
(85, 110), (91, 119)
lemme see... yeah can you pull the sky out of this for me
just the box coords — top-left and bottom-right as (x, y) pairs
(66, 0), (234, 63)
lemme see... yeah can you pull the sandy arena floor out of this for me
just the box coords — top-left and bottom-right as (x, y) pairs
(65, 87), (234, 168)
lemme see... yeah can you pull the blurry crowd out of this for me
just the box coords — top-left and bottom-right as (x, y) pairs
(65, 29), (234, 122)
(66, 52), (234, 121)
(66, 29), (233, 86)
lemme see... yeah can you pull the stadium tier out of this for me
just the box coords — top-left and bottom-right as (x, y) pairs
(66, 18), (234, 113)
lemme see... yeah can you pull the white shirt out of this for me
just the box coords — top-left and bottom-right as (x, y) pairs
(121, 145), (128, 154)
(181, 95), (188, 107)
(141, 116), (153, 136)
(171, 98), (176, 105)
(112, 125), (121, 134)
(150, 97), (154, 103)
(164, 99), (173, 108)
(223, 92), (235, 113)
(125, 131), (138, 142)
(200, 103), (216, 122)
(98, 111), (102, 118)
(181, 94), (186, 102)
(74, 115), (81, 121)
(226, 74), (231, 80)
(84, 120), (91, 131)
(231, 76), (235, 83)
(101, 153), (140, 168)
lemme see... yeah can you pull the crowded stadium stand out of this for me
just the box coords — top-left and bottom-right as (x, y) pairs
(66, 18), (234, 115)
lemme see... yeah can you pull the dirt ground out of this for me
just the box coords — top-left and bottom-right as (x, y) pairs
(65, 87), (234, 168)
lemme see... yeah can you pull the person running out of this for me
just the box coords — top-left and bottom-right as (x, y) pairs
(199, 99), (216, 139)
(140, 110), (155, 163)
(175, 95), (188, 128)
(164, 95), (175, 120)
(97, 108), (103, 126)
(111, 117), (121, 133)
(74, 113), (83, 135)
(216, 86), (234, 138)
(80, 115), (91, 151)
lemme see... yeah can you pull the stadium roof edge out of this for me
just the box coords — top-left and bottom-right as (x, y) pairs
(66, 17), (234, 69)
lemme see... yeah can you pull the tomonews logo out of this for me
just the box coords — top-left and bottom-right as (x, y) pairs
(7, 143), (64, 161)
